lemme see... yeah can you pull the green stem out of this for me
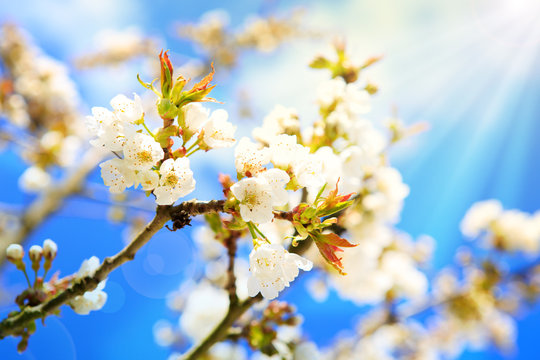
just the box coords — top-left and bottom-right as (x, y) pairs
(185, 147), (201, 157)
(142, 122), (155, 138)
(246, 222), (258, 239)
(184, 138), (200, 154)
(21, 268), (32, 288)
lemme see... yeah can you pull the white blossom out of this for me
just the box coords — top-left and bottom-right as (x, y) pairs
(294, 342), (321, 360)
(317, 77), (371, 116)
(492, 210), (540, 253)
(234, 137), (270, 177)
(86, 106), (133, 152)
(123, 132), (164, 170)
(247, 243), (313, 299)
(460, 200), (503, 238)
(154, 158), (196, 205)
(110, 93), (144, 124)
(201, 109), (236, 148)
(230, 170), (290, 224)
(208, 343), (248, 360)
(269, 134), (324, 189)
(182, 102), (209, 133)
(69, 256), (107, 315)
(179, 282), (229, 341)
(19, 166), (51, 193)
(135, 169), (159, 191)
(194, 226), (225, 260)
(269, 134), (299, 168)
(69, 281), (108, 315)
(259, 168), (290, 206)
(252, 105), (300, 144)
(231, 176), (274, 224)
(100, 158), (136, 194)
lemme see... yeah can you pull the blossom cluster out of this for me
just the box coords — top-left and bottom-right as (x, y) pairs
(0, 24), (85, 193)
(86, 56), (237, 205)
(461, 199), (540, 253)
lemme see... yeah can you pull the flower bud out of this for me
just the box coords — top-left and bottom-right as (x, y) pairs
(29, 245), (43, 262)
(29, 245), (43, 273)
(157, 98), (178, 122)
(159, 50), (174, 98)
(6, 244), (24, 262)
(43, 239), (57, 274)
(43, 239), (57, 260)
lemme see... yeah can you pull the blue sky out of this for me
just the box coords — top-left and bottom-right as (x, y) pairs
(1, 0), (540, 359)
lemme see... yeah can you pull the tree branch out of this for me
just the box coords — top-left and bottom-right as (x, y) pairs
(0, 199), (227, 339)
(181, 221), (313, 359)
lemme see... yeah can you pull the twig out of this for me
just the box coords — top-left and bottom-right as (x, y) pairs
(224, 231), (240, 307)
(181, 235), (313, 360)
(0, 199), (227, 339)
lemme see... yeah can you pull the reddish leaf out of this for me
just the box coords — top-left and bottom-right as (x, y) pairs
(319, 232), (356, 248)
(315, 241), (346, 275)
(189, 63), (215, 94)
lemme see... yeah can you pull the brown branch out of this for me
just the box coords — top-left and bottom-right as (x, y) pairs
(181, 235), (313, 360)
(224, 232), (240, 307)
(0, 199), (227, 339)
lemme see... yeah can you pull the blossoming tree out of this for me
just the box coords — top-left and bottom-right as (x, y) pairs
(0, 12), (540, 360)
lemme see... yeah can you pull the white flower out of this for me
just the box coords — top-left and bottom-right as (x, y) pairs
(492, 210), (540, 253)
(19, 166), (51, 193)
(110, 93), (144, 124)
(123, 133), (164, 170)
(268, 134), (299, 168)
(252, 105), (299, 144)
(154, 158), (196, 205)
(363, 167), (409, 223)
(346, 119), (387, 158)
(86, 106), (133, 152)
(294, 149), (324, 189)
(153, 320), (176, 347)
(317, 77), (346, 108)
(231, 177), (274, 224)
(201, 109), (236, 148)
(259, 168), (290, 206)
(43, 239), (58, 260)
(6, 244), (23, 261)
(208, 343), (247, 360)
(179, 282), (229, 341)
(194, 226), (225, 260)
(182, 103), (209, 133)
(460, 200), (503, 238)
(294, 342), (321, 360)
(70, 281), (108, 315)
(380, 250), (428, 299)
(100, 158), (136, 194)
(307, 146), (350, 199)
(135, 169), (159, 191)
(317, 77), (370, 116)
(76, 256), (101, 278)
(268, 135), (324, 189)
(247, 243), (312, 299)
(338, 82), (371, 115)
(70, 256), (107, 315)
(234, 137), (270, 177)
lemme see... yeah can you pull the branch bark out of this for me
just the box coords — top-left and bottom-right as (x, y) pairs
(181, 226), (313, 360)
(0, 199), (226, 339)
